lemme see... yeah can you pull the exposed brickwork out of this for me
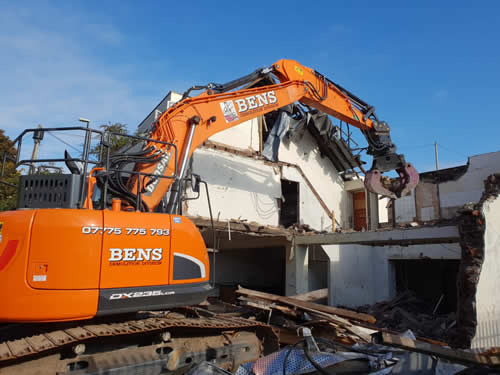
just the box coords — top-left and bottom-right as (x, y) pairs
(451, 174), (500, 348)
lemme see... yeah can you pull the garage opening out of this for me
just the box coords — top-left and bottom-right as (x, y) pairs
(279, 180), (299, 228)
(210, 247), (286, 303)
(392, 259), (460, 314)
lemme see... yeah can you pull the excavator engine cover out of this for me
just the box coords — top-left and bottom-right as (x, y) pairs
(0, 209), (211, 322)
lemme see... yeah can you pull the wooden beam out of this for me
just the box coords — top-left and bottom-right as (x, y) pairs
(237, 296), (300, 318)
(236, 286), (375, 324)
(292, 288), (328, 302)
(379, 332), (500, 367)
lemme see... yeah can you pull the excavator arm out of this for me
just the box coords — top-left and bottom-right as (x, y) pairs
(120, 60), (418, 212)
(272, 60), (419, 199)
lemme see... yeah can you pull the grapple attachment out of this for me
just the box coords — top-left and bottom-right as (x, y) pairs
(364, 163), (419, 199)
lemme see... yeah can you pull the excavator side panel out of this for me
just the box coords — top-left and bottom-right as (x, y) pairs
(27, 209), (103, 290)
(169, 215), (210, 285)
(98, 210), (172, 289)
(96, 212), (211, 316)
(0, 210), (99, 322)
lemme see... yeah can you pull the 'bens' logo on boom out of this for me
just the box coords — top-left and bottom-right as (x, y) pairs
(108, 248), (162, 265)
(235, 90), (277, 113)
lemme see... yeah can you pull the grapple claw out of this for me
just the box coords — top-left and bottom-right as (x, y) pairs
(364, 169), (397, 199)
(364, 163), (419, 199)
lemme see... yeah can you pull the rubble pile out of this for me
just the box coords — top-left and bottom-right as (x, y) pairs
(192, 287), (500, 374)
(357, 291), (456, 342)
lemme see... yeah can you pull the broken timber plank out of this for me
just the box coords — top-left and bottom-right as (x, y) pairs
(292, 288), (328, 302)
(276, 325), (355, 346)
(241, 293), (371, 343)
(236, 286), (375, 324)
(238, 296), (300, 318)
(306, 310), (372, 343)
(379, 332), (500, 367)
(241, 300), (272, 311)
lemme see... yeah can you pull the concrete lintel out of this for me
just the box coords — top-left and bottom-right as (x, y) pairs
(294, 225), (460, 246)
(344, 179), (365, 192)
(214, 237), (289, 250)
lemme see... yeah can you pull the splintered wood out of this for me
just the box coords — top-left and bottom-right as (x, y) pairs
(236, 286), (376, 343)
(235, 286), (500, 368)
(236, 286), (375, 323)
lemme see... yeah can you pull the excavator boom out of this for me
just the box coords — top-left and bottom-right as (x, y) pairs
(121, 59), (418, 214)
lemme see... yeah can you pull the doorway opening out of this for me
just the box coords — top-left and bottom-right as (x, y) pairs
(353, 190), (366, 231)
(279, 179), (299, 228)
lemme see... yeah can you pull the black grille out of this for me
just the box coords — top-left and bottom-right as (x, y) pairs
(17, 174), (83, 209)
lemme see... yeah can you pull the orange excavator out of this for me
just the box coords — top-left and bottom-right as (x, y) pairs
(0, 59), (418, 323)
(0, 60), (418, 370)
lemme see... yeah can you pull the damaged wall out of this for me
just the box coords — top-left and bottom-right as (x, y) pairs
(209, 117), (260, 151)
(321, 242), (460, 308)
(378, 197), (390, 224)
(186, 118), (351, 231)
(472, 181), (500, 349)
(439, 152), (500, 219)
(278, 128), (350, 229)
(187, 118), (281, 225)
(395, 190), (417, 223)
(395, 151), (500, 223)
(415, 181), (440, 221)
(188, 147), (282, 226)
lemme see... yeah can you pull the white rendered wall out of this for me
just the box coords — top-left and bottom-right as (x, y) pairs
(208, 118), (260, 151)
(279, 132), (350, 230)
(186, 120), (348, 231)
(472, 196), (500, 349)
(379, 197), (390, 224)
(187, 148), (281, 225)
(386, 243), (460, 260)
(439, 152), (500, 219)
(395, 190), (416, 223)
(282, 166), (333, 231)
(322, 240), (460, 307)
(323, 244), (393, 307)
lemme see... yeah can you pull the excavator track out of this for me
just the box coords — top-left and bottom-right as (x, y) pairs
(0, 312), (278, 375)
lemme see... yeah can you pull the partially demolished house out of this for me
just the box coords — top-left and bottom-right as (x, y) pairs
(138, 91), (383, 297)
(386, 151), (500, 349)
(139, 92), (500, 350)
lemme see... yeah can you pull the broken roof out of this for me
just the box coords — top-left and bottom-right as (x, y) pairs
(263, 107), (361, 174)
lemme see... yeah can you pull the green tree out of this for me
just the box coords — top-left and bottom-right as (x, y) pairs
(0, 130), (19, 211)
(91, 122), (132, 158)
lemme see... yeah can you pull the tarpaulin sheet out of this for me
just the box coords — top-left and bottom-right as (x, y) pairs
(236, 346), (393, 375)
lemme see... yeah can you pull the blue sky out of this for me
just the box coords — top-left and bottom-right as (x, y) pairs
(1, 1), (499, 172)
